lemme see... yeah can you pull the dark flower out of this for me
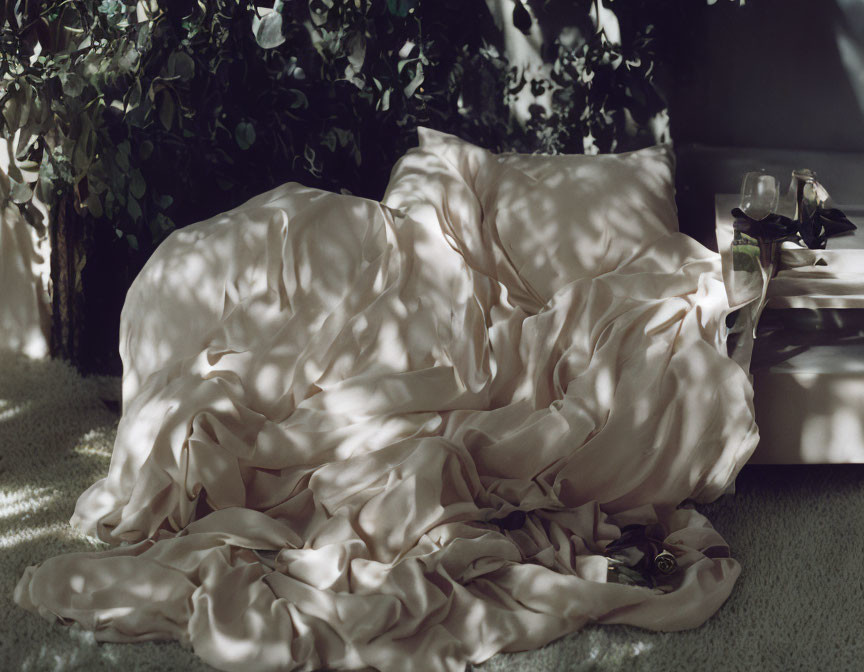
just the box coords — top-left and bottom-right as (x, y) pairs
(731, 205), (857, 251)
(604, 524), (680, 585)
(653, 550), (677, 575)
(730, 208), (797, 242)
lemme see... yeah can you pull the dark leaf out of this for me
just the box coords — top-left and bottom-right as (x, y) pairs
(287, 89), (308, 109)
(159, 93), (174, 131)
(140, 140), (154, 161)
(126, 196), (142, 221)
(386, 0), (416, 18)
(404, 62), (424, 97)
(168, 51), (195, 81)
(235, 121), (256, 150)
(129, 169), (146, 199)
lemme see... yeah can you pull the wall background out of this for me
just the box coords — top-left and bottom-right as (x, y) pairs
(655, 0), (864, 245)
(665, 0), (864, 151)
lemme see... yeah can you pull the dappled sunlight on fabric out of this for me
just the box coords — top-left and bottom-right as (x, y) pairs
(13, 129), (759, 672)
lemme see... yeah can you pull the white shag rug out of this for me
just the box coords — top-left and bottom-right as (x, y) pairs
(2, 349), (863, 672)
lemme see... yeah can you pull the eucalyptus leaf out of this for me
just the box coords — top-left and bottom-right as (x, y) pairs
(60, 73), (86, 97)
(161, 216), (174, 232)
(140, 140), (154, 161)
(287, 89), (309, 110)
(73, 136), (91, 175)
(137, 22), (152, 50)
(126, 195), (142, 221)
(104, 192), (116, 218)
(252, 10), (285, 50)
(130, 169), (146, 199)
(86, 192), (103, 218)
(2, 92), (23, 130)
(116, 42), (140, 73)
(347, 33), (366, 71)
(9, 178), (32, 205)
(148, 215), (162, 241)
(322, 132), (337, 152)
(17, 160), (40, 184)
(399, 40), (416, 59)
(168, 52), (195, 81)
(404, 62), (424, 97)
(378, 88), (391, 111)
(386, 0), (416, 17)
(159, 93), (174, 131)
(128, 78), (143, 109)
(126, 94), (152, 128)
(235, 121), (256, 150)
(116, 142), (131, 172)
(308, 0), (329, 26)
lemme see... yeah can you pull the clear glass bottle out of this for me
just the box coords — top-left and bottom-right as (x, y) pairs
(785, 169), (828, 223)
(739, 170), (778, 221)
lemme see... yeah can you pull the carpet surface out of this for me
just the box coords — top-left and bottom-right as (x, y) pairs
(2, 349), (862, 671)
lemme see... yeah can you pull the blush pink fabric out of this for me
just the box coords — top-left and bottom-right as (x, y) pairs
(15, 131), (758, 672)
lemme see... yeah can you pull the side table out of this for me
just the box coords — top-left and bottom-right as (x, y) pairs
(715, 194), (864, 463)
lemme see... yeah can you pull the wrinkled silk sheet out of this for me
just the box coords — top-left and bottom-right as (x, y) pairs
(16, 146), (758, 671)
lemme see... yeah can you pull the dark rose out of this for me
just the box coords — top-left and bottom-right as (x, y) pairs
(653, 550), (677, 575)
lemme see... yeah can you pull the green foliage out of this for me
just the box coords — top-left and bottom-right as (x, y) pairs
(0, 0), (732, 261)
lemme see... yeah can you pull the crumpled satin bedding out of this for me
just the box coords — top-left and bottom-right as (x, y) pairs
(15, 149), (758, 671)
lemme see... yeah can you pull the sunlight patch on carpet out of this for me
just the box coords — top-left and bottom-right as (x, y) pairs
(0, 486), (54, 518)
(0, 522), (71, 549)
(0, 397), (31, 421)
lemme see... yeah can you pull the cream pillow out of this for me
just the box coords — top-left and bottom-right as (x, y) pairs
(383, 127), (679, 308)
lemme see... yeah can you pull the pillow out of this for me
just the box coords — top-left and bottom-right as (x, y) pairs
(383, 127), (679, 309)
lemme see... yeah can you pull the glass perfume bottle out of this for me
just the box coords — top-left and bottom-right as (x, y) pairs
(786, 169), (816, 222)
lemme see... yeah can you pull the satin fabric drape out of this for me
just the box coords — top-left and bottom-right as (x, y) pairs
(15, 139), (758, 672)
